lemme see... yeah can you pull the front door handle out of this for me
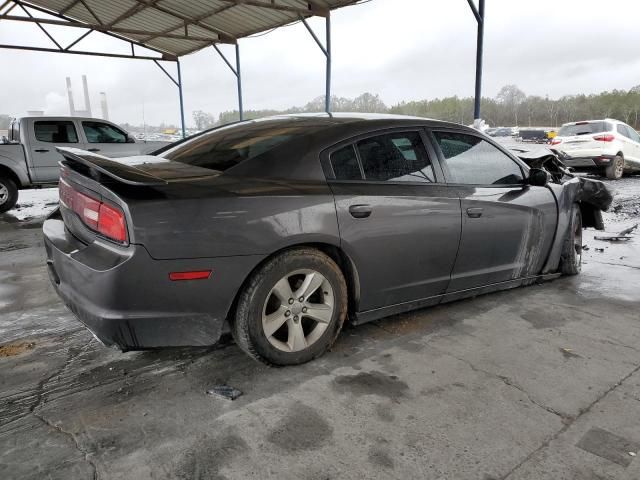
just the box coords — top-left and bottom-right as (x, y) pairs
(466, 207), (483, 218)
(87, 148), (100, 152)
(34, 149), (49, 153)
(349, 204), (372, 219)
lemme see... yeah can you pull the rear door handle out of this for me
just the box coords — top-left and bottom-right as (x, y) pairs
(87, 148), (100, 152)
(34, 149), (49, 153)
(349, 204), (372, 219)
(466, 207), (483, 218)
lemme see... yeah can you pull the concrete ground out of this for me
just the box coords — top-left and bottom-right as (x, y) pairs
(1, 178), (639, 480)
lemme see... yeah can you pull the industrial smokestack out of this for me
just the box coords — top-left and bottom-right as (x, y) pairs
(82, 75), (92, 117)
(100, 92), (109, 121)
(66, 77), (75, 115)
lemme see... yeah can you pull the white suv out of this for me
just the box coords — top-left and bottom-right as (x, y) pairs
(550, 119), (640, 179)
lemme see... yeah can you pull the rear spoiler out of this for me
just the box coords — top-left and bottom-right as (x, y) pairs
(56, 147), (168, 186)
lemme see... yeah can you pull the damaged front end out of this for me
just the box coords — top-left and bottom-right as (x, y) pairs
(510, 144), (613, 230)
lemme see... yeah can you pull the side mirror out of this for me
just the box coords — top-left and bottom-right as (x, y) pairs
(528, 168), (548, 187)
(126, 134), (136, 144)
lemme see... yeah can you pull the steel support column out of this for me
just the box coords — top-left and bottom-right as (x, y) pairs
(177, 59), (186, 138)
(300, 13), (332, 113)
(467, 0), (485, 128)
(325, 13), (332, 113)
(153, 59), (186, 138)
(213, 43), (243, 121)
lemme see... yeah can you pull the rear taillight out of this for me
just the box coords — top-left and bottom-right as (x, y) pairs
(59, 179), (127, 243)
(593, 134), (615, 142)
(550, 138), (562, 145)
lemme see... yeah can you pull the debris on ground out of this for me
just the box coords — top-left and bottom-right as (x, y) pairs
(594, 224), (637, 242)
(582, 245), (590, 251)
(0, 341), (36, 357)
(207, 385), (243, 400)
(595, 248), (605, 252)
(629, 452), (637, 457)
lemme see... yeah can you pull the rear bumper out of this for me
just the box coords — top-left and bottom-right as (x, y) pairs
(43, 210), (263, 350)
(561, 154), (615, 170)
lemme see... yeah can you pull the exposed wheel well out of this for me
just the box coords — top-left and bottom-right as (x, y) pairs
(224, 242), (360, 328)
(0, 165), (21, 188)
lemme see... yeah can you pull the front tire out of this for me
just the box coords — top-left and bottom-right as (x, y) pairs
(560, 207), (582, 276)
(232, 248), (348, 366)
(0, 176), (18, 214)
(605, 155), (624, 180)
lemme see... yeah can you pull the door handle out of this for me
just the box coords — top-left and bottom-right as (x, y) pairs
(34, 149), (49, 153)
(466, 207), (483, 218)
(349, 204), (372, 219)
(87, 148), (100, 152)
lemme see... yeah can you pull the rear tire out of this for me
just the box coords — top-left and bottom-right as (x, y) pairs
(560, 207), (582, 276)
(232, 248), (348, 366)
(0, 176), (18, 214)
(605, 155), (624, 180)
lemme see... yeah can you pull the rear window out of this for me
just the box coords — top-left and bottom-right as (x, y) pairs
(558, 121), (611, 137)
(159, 120), (326, 172)
(34, 121), (78, 143)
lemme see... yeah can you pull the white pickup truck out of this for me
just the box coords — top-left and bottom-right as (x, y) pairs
(0, 116), (169, 213)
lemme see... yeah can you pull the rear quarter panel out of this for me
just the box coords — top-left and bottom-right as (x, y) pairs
(124, 177), (341, 259)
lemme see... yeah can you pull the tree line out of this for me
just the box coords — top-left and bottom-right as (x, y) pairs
(194, 85), (640, 130)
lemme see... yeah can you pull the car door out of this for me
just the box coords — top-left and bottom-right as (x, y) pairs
(80, 120), (138, 158)
(28, 119), (81, 183)
(326, 129), (462, 312)
(430, 130), (557, 292)
(615, 124), (637, 163)
(621, 125), (640, 169)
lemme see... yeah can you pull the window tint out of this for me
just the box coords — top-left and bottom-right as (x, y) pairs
(433, 132), (523, 185)
(331, 145), (362, 180)
(558, 121), (611, 136)
(34, 121), (78, 143)
(160, 119), (330, 172)
(83, 122), (127, 143)
(356, 132), (434, 182)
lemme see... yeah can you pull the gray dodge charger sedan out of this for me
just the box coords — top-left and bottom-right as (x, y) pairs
(43, 114), (608, 365)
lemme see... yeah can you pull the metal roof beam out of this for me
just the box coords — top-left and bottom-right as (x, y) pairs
(0, 14), (219, 42)
(19, 0), (175, 58)
(131, 0), (236, 43)
(139, 4), (235, 44)
(0, 42), (166, 60)
(217, 0), (327, 17)
(59, 0), (80, 15)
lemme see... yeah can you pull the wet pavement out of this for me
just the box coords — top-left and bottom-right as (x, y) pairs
(1, 179), (639, 479)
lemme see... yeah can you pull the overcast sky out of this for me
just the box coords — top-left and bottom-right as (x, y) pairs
(1, 0), (640, 127)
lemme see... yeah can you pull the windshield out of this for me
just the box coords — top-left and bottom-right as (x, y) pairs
(558, 121), (611, 137)
(158, 119), (327, 172)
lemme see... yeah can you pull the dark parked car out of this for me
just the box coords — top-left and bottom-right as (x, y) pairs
(43, 114), (610, 365)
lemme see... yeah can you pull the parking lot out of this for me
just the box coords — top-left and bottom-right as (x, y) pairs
(1, 177), (639, 480)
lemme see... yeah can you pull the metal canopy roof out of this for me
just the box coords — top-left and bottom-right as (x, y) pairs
(11, 0), (359, 59)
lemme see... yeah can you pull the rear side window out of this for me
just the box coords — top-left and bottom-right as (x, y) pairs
(433, 132), (523, 185)
(82, 122), (127, 143)
(356, 131), (435, 182)
(558, 121), (611, 136)
(617, 124), (629, 138)
(331, 145), (362, 180)
(160, 120), (325, 172)
(34, 121), (78, 143)
(627, 126), (640, 143)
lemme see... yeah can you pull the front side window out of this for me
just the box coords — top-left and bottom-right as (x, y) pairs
(433, 132), (523, 185)
(34, 121), (78, 143)
(82, 122), (127, 143)
(355, 131), (435, 182)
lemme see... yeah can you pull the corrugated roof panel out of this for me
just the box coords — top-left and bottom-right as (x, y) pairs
(20, 0), (362, 57)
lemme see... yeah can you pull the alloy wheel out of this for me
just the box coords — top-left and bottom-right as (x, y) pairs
(0, 184), (8, 206)
(262, 269), (335, 353)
